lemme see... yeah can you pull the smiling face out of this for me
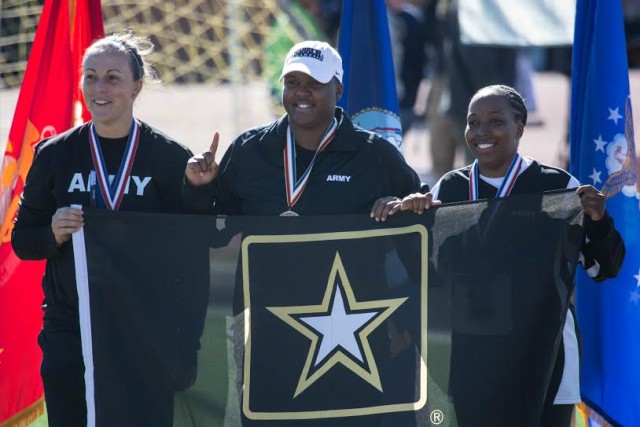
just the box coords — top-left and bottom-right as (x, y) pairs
(82, 50), (142, 137)
(465, 92), (525, 177)
(282, 71), (343, 133)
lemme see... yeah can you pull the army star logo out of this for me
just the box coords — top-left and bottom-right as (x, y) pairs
(267, 252), (407, 398)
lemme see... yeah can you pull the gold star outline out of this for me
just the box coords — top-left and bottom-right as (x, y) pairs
(267, 252), (407, 398)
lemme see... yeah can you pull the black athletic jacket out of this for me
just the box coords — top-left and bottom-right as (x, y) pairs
(12, 120), (193, 331)
(183, 108), (424, 215)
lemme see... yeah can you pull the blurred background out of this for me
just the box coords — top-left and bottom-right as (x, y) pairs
(2, 0), (640, 187)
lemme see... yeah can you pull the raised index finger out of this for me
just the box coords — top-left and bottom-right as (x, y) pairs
(209, 132), (219, 158)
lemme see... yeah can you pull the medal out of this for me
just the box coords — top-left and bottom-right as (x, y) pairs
(469, 153), (524, 240)
(469, 153), (523, 200)
(89, 119), (140, 211)
(282, 117), (339, 216)
(280, 209), (299, 217)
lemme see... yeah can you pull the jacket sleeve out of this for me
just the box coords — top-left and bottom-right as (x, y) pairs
(11, 143), (60, 260)
(379, 140), (423, 196)
(580, 211), (625, 282)
(181, 178), (216, 214)
(157, 142), (194, 214)
(211, 141), (242, 215)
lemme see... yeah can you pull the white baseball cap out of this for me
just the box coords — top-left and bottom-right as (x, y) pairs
(280, 41), (343, 84)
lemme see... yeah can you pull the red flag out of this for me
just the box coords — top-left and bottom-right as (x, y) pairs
(0, 1), (103, 424)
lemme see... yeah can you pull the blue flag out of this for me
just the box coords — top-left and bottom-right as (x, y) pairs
(337, 0), (403, 151)
(570, 1), (640, 425)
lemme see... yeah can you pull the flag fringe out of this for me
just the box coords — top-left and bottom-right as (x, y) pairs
(577, 402), (614, 427)
(0, 397), (45, 427)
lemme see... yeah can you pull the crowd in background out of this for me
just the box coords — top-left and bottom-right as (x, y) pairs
(269, 0), (640, 182)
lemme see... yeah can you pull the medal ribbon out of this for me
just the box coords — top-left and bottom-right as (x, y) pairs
(89, 119), (140, 211)
(283, 117), (339, 209)
(468, 153), (523, 201)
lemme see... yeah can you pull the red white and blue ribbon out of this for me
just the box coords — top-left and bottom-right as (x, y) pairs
(283, 117), (339, 210)
(89, 119), (140, 211)
(468, 153), (523, 201)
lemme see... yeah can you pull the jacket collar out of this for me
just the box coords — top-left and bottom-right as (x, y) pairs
(264, 108), (358, 152)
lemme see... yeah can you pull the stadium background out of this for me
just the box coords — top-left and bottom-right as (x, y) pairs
(2, 0), (639, 182)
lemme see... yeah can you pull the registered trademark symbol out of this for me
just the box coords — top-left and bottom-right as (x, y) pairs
(430, 409), (444, 425)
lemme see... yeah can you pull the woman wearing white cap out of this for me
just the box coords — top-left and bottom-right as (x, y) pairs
(183, 41), (425, 425)
(183, 40), (424, 216)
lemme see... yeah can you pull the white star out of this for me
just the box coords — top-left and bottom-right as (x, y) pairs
(267, 252), (407, 397)
(630, 289), (640, 305)
(634, 268), (640, 288)
(608, 107), (623, 125)
(593, 135), (607, 152)
(589, 168), (602, 185)
(299, 285), (377, 365)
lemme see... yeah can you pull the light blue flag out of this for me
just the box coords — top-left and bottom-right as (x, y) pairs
(337, 0), (403, 151)
(570, 0), (640, 425)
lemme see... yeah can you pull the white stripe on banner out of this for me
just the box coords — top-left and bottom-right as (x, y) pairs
(459, 0), (575, 46)
(71, 205), (96, 427)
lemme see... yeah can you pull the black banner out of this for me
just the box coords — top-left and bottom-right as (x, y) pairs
(73, 190), (584, 427)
